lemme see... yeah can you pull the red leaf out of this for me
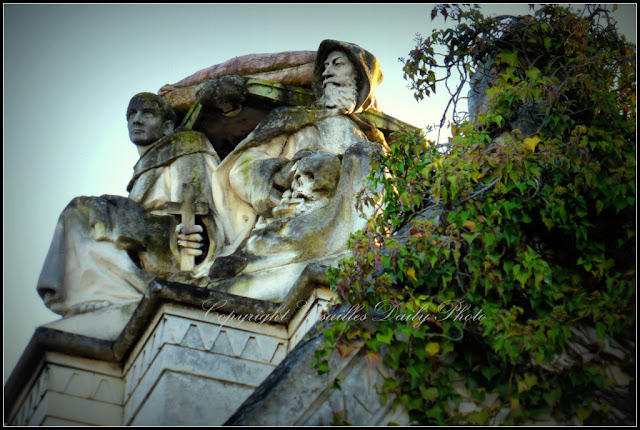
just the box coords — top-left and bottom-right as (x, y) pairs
(365, 351), (382, 367)
(336, 343), (355, 358)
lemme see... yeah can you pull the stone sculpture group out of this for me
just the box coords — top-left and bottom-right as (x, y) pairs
(36, 39), (393, 316)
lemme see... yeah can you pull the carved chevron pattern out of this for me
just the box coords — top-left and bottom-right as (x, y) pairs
(297, 353), (405, 426)
(11, 363), (124, 426)
(11, 367), (49, 425)
(124, 314), (288, 399)
(47, 364), (122, 404)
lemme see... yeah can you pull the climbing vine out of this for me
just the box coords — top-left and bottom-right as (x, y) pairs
(316, 4), (635, 425)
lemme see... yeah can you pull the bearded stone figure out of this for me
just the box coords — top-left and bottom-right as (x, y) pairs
(196, 40), (386, 300)
(36, 39), (388, 314)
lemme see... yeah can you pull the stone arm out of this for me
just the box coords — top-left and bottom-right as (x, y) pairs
(229, 148), (289, 219)
(129, 148), (222, 273)
(169, 153), (223, 272)
(228, 140), (319, 219)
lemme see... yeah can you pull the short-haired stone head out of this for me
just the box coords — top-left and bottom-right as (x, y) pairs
(127, 93), (176, 146)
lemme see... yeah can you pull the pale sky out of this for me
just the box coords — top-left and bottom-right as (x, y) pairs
(3, 4), (635, 381)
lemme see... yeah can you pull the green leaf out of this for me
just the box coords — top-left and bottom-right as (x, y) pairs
(366, 338), (381, 351)
(596, 322), (607, 341)
(502, 49), (518, 66)
(383, 378), (400, 393)
(406, 266), (418, 282)
(543, 387), (562, 407)
(426, 342), (440, 356)
(323, 328), (335, 343)
(525, 67), (541, 80)
(317, 360), (330, 375)
(468, 410), (489, 425)
(421, 386), (439, 401)
(481, 366), (500, 382)
(376, 328), (394, 344)
(524, 373), (538, 389)
(576, 405), (592, 421)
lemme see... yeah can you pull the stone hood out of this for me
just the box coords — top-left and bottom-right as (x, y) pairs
(312, 39), (383, 114)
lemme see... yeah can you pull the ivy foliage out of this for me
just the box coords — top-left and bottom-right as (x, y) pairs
(317, 4), (635, 425)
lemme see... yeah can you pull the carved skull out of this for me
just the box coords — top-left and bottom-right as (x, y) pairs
(291, 152), (341, 202)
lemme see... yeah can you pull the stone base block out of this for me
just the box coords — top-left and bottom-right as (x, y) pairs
(6, 276), (341, 426)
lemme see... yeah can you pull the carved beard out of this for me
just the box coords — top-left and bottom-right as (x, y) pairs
(319, 79), (359, 114)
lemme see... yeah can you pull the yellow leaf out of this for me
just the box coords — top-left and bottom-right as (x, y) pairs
(510, 398), (521, 411)
(612, 4), (618, 12)
(523, 136), (541, 152)
(463, 219), (476, 232)
(407, 267), (417, 281)
(524, 373), (538, 388)
(426, 342), (440, 356)
(517, 379), (528, 393)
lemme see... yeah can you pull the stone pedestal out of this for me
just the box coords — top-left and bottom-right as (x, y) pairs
(122, 302), (289, 425)
(6, 264), (409, 426)
(5, 265), (341, 426)
(227, 324), (410, 426)
(8, 353), (124, 426)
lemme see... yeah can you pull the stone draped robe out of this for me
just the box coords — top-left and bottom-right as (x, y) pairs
(37, 130), (221, 316)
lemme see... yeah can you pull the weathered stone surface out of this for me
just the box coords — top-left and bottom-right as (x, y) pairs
(122, 303), (289, 425)
(7, 353), (124, 426)
(42, 302), (138, 342)
(208, 141), (374, 302)
(130, 371), (255, 426)
(467, 58), (547, 136)
(159, 50), (316, 114)
(467, 61), (493, 123)
(16, 39), (425, 427)
(196, 41), (390, 303)
(6, 271), (333, 425)
(226, 321), (410, 426)
(37, 94), (221, 320)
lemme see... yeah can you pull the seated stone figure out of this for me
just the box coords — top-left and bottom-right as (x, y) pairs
(200, 40), (386, 300)
(37, 93), (222, 317)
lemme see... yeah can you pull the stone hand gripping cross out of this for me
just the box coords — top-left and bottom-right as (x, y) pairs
(168, 183), (208, 272)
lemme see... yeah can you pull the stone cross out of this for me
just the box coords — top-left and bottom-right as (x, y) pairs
(168, 183), (209, 272)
